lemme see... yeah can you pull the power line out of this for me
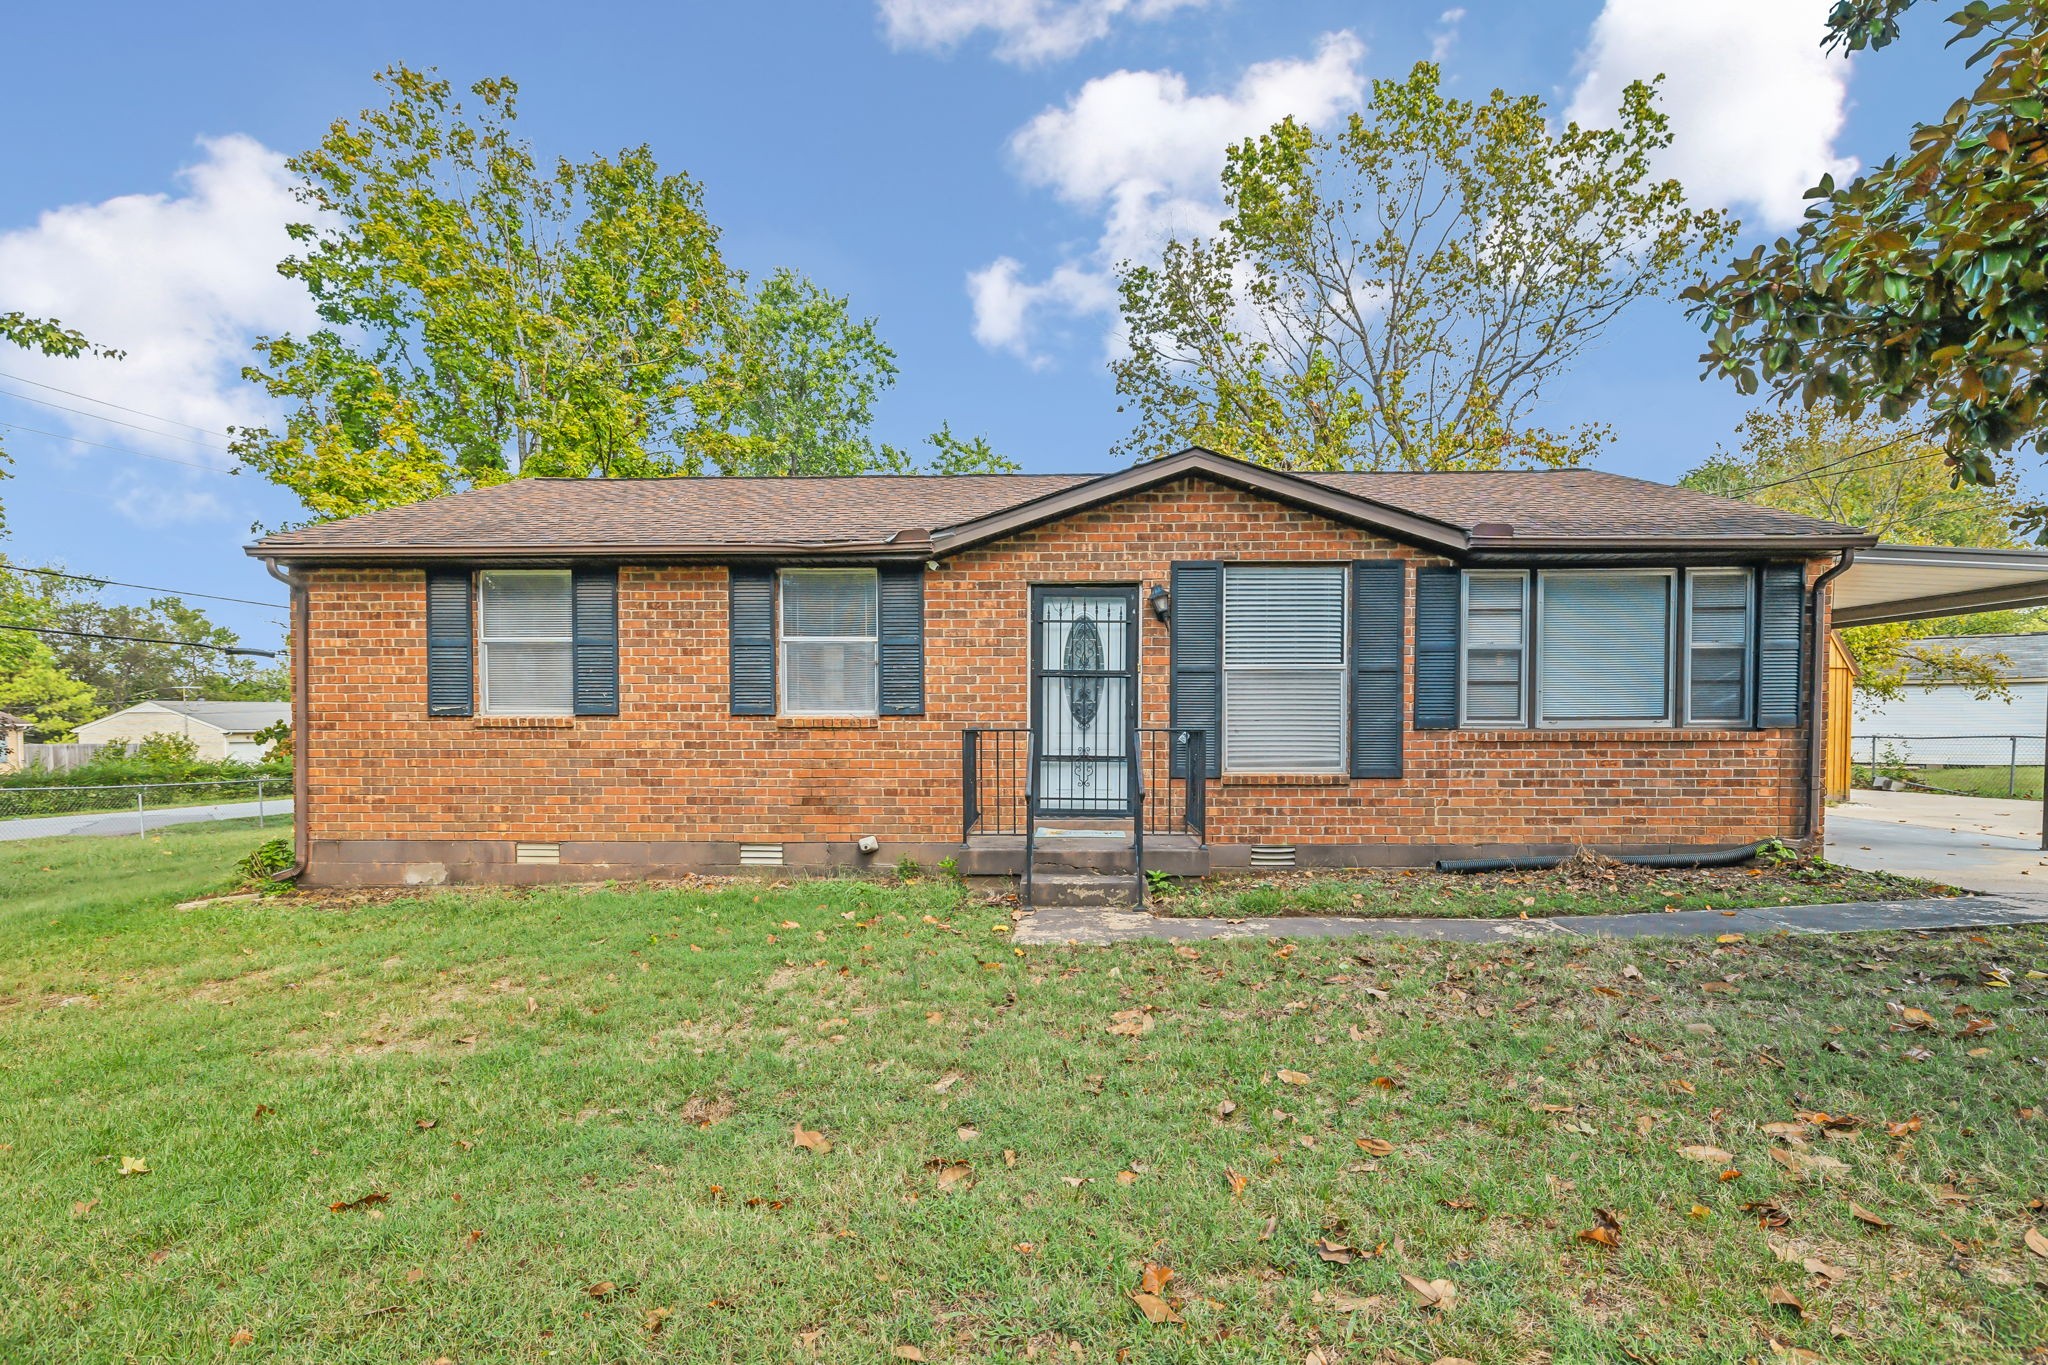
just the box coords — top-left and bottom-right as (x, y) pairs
(0, 622), (276, 658)
(0, 419), (234, 474)
(0, 367), (236, 438)
(0, 562), (284, 609)
(0, 384), (235, 453)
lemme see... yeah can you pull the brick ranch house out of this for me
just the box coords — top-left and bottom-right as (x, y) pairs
(248, 447), (1874, 896)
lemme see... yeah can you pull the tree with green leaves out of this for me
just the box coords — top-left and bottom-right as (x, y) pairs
(0, 566), (98, 738)
(1687, 1), (2048, 522)
(236, 66), (1012, 521)
(0, 313), (121, 536)
(1681, 409), (2036, 701)
(697, 270), (1015, 476)
(1112, 62), (1734, 472)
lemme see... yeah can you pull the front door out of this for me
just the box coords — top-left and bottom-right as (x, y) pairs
(1031, 585), (1138, 817)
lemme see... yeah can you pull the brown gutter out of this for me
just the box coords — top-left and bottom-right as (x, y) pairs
(1806, 548), (1857, 843)
(1464, 533), (1878, 557)
(259, 557), (308, 883)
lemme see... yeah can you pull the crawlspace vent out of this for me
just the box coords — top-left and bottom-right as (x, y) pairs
(1249, 844), (1297, 870)
(739, 843), (786, 868)
(515, 842), (561, 865)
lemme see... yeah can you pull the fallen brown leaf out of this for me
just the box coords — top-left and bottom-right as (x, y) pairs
(1679, 1144), (1734, 1164)
(1225, 1168), (1248, 1197)
(586, 1281), (617, 1298)
(1848, 1200), (1891, 1230)
(329, 1191), (389, 1214)
(2024, 1226), (2048, 1259)
(1276, 1069), (1311, 1085)
(1398, 1273), (1456, 1312)
(1355, 1136), (1394, 1157)
(792, 1124), (832, 1155)
(891, 1346), (926, 1361)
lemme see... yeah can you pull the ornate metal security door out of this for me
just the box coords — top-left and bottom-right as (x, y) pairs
(1031, 586), (1137, 816)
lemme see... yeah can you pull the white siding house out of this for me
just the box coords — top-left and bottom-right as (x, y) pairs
(72, 700), (289, 763)
(1852, 633), (2048, 767)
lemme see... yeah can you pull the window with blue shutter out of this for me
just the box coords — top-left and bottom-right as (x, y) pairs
(877, 566), (925, 716)
(1684, 568), (1752, 725)
(1413, 567), (1460, 729)
(426, 568), (474, 717)
(729, 567), (776, 715)
(1168, 561), (1222, 778)
(572, 568), (619, 717)
(1349, 560), (1404, 777)
(1460, 571), (1528, 726)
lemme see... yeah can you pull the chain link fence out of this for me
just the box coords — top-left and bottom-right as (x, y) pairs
(1853, 734), (2046, 801)
(0, 778), (291, 840)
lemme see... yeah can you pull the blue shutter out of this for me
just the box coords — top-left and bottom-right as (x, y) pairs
(729, 566), (776, 716)
(572, 567), (619, 717)
(877, 566), (925, 716)
(426, 569), (473, 717)
(1757, 564), (1807, 728)
(1413, 567), (1460, 729)
(1350, 561), (1404, 777)
(1169, 561), (1222, 778)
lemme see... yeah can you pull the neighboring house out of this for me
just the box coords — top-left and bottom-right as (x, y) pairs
(72, 700), (290, 764)
(247, 446), (1871, 893)
(0, 712), (27, 773)
(1851, 632), (2048, 766)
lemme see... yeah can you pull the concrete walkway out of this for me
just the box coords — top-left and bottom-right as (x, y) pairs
(1827, 789), (2048, 896)
(1013, 893), (2048, 946)
(0, 798), (292, 842)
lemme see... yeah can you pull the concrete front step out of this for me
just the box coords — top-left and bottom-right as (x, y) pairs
(1027, 871), (1144, 908)
(959, 833), (1207, 878)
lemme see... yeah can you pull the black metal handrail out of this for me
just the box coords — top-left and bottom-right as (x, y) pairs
(1129, 722), (1146, 905)
(962, 726), (1205, 842)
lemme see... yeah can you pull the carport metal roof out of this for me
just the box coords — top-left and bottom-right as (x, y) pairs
(1830, 543), (2048, 627)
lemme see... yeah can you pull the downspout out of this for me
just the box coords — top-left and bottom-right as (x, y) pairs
(260, 557), (308, 883)
(1806, 548), (1857, 843)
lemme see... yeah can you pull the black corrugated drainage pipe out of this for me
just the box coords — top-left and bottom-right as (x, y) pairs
(1434, 841), (1767, 875)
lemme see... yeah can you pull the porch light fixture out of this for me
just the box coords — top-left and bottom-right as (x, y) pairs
(1148, 584), (1170, 621)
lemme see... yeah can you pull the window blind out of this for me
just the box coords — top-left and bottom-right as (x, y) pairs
(781, 569), (879, 715)
(1461, 571), (1527, 725)
(1686, 569), (1751, 724)
(478, 570), (574, 715)
(1537, 572), (1672, 725)
(1222, 566), (1346, 773)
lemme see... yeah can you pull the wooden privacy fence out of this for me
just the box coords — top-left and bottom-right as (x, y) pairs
(22, 743), (105, 773)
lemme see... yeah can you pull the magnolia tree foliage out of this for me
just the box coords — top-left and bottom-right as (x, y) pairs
(1682, 409), (2036, 701)
(1688, 1), (2048, 527)
(1112, 63), (1734, 471)
(236, 67), (1008, 522)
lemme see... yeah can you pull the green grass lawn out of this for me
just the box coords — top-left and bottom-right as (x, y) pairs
(3, 828), (2046, 1363)
(1160, 850), (1947, 919)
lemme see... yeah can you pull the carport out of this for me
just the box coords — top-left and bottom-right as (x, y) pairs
(1825, 543), (2048, 882)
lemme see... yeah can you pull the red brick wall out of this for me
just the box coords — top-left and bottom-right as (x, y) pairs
(297, 477), (1817, 874)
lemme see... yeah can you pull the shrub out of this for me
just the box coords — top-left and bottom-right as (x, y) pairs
(239, 837), (296, 885)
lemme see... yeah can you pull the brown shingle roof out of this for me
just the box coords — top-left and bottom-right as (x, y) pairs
(247, 449), (1868, 563)
(1307, 469), (1863, 542)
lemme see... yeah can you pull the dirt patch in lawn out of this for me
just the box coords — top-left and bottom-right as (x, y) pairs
(1159, 847), (1955, 920)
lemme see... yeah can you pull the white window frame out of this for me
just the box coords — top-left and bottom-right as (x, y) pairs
(1458, 569), (1530, 728)
(1533, 569), (1677, 729)
(1682, 567), (1755, 727)
(477, 568), (575, 717)
(778, 567), (880, 717)
(1220, 564), (1349, 775)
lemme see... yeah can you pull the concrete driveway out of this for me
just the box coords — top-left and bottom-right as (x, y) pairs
(1827, 789), (2048, 897)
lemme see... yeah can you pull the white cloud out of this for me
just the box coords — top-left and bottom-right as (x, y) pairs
(1566, 0), (1858, 230)
(971, 31), (1366, 364)
(879, 0), (1217, 64)
(1431, 8), (1465, 63)
(0, 134), (315, 521)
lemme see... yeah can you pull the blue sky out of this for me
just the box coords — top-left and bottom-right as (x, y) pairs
(0, 1), (1969, 647)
